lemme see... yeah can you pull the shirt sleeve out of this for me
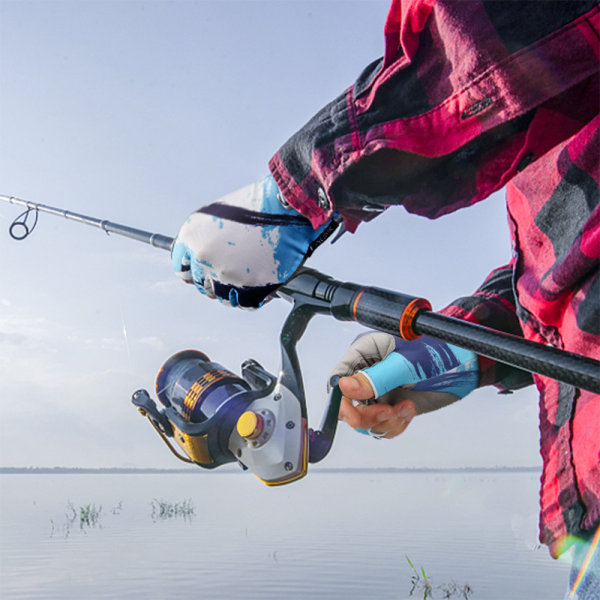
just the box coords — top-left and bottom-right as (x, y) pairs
(269, 1), (600, 232)
(440, 261), (534, 392)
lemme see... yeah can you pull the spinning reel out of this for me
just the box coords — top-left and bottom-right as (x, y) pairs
(132, 277), (344, 486)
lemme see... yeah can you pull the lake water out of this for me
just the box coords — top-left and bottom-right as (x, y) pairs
(0, 470), (571, 599)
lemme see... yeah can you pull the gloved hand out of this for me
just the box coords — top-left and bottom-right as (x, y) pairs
(172, 175), (335, 308)
(330, 332), (480, 439)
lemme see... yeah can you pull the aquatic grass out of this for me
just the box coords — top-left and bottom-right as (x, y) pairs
(407, 555), (432, 599)
(406, 555), (472, 599)
(50, 497), (196, 537)
(150, 498), (195, 522)
(77, 503), (102, 529)
(440, 581), (473, 599)
(51, 501), (106, 538)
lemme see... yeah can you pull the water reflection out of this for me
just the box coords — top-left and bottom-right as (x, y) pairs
(0, 470), (569, 599)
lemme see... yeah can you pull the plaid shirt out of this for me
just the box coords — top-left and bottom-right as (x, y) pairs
(269, 0), (600, 555)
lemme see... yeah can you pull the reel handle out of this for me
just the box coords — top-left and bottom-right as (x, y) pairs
(131, 389), (173, 436)
(308, 386), (342, 463)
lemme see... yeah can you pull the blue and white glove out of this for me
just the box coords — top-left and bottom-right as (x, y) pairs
(172, 175), (335, 308)
(330, 332), (480, 436)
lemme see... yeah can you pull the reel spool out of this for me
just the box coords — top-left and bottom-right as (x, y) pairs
(154, 350), (255, 467)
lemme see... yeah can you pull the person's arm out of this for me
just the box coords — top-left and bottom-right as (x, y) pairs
(173, 1), (599, 308)
(269, 1), (600, 231)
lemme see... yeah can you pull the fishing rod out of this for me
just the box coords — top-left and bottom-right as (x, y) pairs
(2, 194), (599, 485)
(3, 193), (597, 392)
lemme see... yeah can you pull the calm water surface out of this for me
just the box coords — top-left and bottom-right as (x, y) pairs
(0, 471), (571, 599)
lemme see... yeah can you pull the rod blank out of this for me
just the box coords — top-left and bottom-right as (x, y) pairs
(0, 195), (174, 250)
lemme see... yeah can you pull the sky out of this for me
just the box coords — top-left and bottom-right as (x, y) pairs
(0, 0), (543, 471)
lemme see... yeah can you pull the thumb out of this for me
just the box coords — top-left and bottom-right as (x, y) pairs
(338, 372), (375, 401)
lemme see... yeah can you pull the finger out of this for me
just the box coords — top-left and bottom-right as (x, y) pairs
(338, 373), (375, 401)
(338, 396), (362, 429)
(191, 267), (216, 299)
(338, 396), (395, 430)
(370, 417), (411, 439)
(350, 402), (395, 430)
(369, 400), (417, 439)
(392, 398), (417, 421)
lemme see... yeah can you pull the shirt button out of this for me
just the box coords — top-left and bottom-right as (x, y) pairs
(317, 187), (330, 211)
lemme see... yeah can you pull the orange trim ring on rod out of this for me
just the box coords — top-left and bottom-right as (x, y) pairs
(352, 289), (367, 320)
(399, 298), (432, 340)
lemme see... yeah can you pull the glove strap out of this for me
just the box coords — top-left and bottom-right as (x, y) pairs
(306, 216), (343, 258)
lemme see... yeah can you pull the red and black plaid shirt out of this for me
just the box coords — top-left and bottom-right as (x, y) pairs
(269, 0), (599, 556)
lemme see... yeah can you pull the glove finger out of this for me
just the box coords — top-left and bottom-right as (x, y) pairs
(186, 259), (216, 300)
(171, 241), (193, 283)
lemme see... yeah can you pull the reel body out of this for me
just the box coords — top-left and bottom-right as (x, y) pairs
(132, 351), (309, 486)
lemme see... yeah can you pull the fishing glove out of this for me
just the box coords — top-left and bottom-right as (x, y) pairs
(330, 332), (480, 436)
(172, 175), (335, 308)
